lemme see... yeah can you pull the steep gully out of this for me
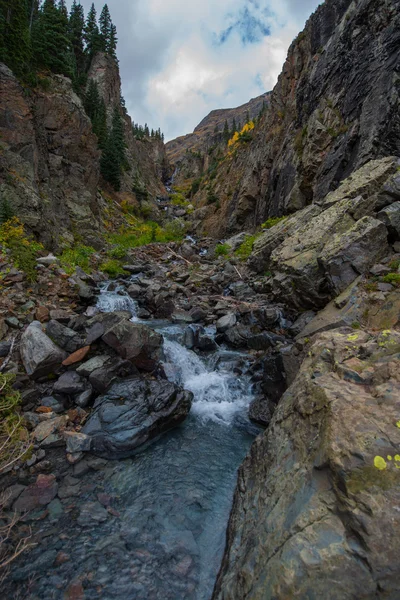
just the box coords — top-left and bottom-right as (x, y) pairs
(7, 274), (261, 600)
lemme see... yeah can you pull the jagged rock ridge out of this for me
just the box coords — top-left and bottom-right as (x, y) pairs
(166, 92), (270, 164)
(193, 0), (400, 237)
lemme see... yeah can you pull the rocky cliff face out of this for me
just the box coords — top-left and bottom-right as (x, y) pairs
(0, 63), (103, 250)
(88, 53), (170, 200)
(195, 0), (400, 237)
(0, 54), (169, 251)
(166, 92), (271, 165)
(213, 326), (400, 600)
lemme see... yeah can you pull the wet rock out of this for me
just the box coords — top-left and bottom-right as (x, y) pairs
(5, 316), (20, 329)
(183, 325), (217, 352)
(102, 321), (163, 371)
(172, 311), (194, 324)
(137, 307), (152, 319)
(83, 377), (192, 458)
(12, 549), (58, 583)
(53, 371), (86, 396)
(64, 431), (92, 454)
(13, 474), (58, 512)
(88, 357), (137, 393)
(77, 501), (108, 526)
(216, 313), (237, 333)
(20, 321), (67, 379)
(189, 307), (207, 322)
(41, 396), (65, 414)
(248, 396), (275, 427)
(85, 311), (131, 344)
(46, 320), (85, 353)
(75, 386), (93, 408)
(127, 283), (142, 298)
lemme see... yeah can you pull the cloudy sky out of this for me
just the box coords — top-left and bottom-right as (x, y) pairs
(76, 0), (321, 141)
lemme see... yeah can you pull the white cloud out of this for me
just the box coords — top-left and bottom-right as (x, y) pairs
(72, 0), (322, 140)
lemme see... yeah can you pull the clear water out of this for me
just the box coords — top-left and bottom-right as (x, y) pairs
(7, 284), (258, 599)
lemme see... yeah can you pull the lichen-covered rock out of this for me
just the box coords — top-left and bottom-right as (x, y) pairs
(249, 159), (398, 308)
(83, 378), (193, 458)
(213, 329), (400, 600)
(20, 321), (67, 379)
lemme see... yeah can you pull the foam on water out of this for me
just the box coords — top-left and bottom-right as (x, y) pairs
(163, 339), (252, 425)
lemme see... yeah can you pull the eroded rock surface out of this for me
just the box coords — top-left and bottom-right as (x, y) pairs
(213, 329), (400, 599)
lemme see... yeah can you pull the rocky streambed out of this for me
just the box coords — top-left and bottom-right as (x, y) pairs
(1, 273), (269, 599)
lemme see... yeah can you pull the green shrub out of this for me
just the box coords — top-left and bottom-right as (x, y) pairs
(190, 178), (202, 196)
(388, 259), (400, 272)
(59, 244), (95, 275)
(0, 217), (43, 282)
(170, 193), (188, 206)
(382, 273), (400, 286)
(261, 216), (287, 229)
(0, 373), (31, 474)
(235, 234), (258, 260)
(207, 191), (219, 205)
(215, 243), (230, 257)
(99, 260), (127, 277)
(109, 245), (126, 259)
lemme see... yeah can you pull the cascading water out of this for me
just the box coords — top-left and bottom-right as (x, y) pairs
(96, 280), (138, 319)
(9, 282), (259, 600)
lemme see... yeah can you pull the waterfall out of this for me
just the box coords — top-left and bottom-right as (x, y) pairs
(96, 281), (138, 319)
(163, 339), (252, 426)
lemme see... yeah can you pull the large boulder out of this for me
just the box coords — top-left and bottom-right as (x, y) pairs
(249, 159), (397, 309)
(20, 321), (67, 379)
(213, 329), (400, 599)
(46, 320), (85, 353)
(102, 321), (163, 371)
(83, 378), (193, 458)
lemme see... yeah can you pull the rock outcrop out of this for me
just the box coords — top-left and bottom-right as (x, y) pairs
(250, 157), (400, 309)
(194, 0), (400, 237)
(213, 328), (400, 599)
(83, 378), (193, 458)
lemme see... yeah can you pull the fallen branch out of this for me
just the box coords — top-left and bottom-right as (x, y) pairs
(0, 336), (17, 374)
(168, 249), (193, 266)
(233, 266), (243, 280)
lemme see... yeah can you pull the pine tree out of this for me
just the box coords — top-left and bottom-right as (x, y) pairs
(32, 0), (72, 77)
(108, 23), (117, 59)
(84, 2), (101, 58)
(101, 133), (121, 190)
(69, 0), (85, 79)
(84, 78), (100, 120)
(99, 4), (111, 52)
(232, 118), (237, 133)
(144, 123), (149, 137)
(246, 110), (250, 123)
(58, 0), (67, 18)
(111, 106), (126, 167)
(0, 196), (14, 224)
(0, 0), (31, 77)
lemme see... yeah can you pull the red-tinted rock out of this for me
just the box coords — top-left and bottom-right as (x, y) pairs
(13, 474), (58, 512)
(62, 346), (91, 366)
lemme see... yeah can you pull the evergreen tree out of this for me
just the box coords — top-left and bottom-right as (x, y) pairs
(69, 0), (85, 78)
(32, 0), (72, 77)
(232, 117), (237, 133)
(101, 133), (121, 190)
(0, 0), (31, 77)
(99, 3), (111, 52)
(0, 196), (14, 224)
(111, 106), (126, 167)
(58, 0), (67, 18)
(144, 123), (149, 137)
(84, 2), (101, 58)
(108, 22), (117, 59)
(246, 110), (250, 123)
